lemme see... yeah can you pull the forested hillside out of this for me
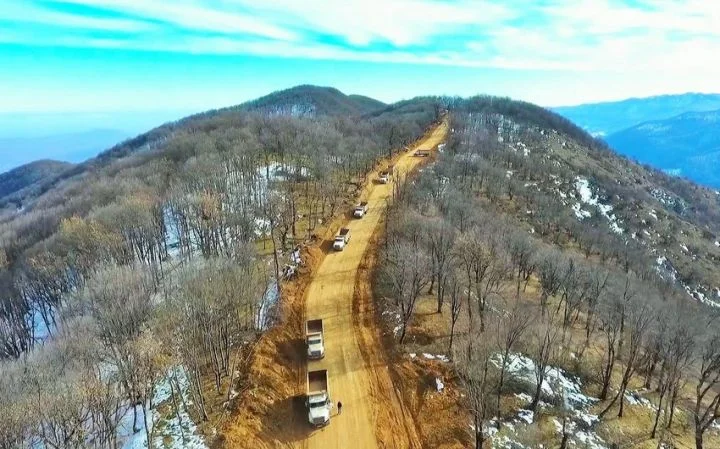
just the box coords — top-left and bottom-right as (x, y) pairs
(377, 96), (720, 449)
(4, 86), (720, 449)
(0, 86), (391, 212)
(0, 159), (74, 207)
(0, 89), (438, 448)
(241, 85), (387, 116)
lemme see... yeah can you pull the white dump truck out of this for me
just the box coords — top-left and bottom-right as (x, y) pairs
(306, 319), (325, 360)
(307, 370), (332, 427)
(333, 227), (351, 251)
(378, 171), (390, 184)
(353, 201), (369, 218)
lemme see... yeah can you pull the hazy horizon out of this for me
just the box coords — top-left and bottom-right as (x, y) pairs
(3, 0), (720, 171)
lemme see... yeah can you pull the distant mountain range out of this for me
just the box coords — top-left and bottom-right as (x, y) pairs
(555, 93), (720, 187)
(605, 109), (720, 187)
(0, 128), (130, 173)
(553, 93), (720, 136)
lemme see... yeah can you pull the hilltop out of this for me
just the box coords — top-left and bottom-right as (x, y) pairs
(0, 85), (395, 210)
(0, 159), (74, 207)
(240, 85), (387, 116)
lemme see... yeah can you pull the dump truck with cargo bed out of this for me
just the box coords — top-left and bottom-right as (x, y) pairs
(333, 227), (351, 251)
(353, 202), (369, 218)
(306, 369), (332, 427)
(306, 319), (325, 360)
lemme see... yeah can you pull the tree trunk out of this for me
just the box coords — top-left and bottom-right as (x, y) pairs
(448, 320), (456, 354)
(530, 380), (543, 412)
(696, 427), (704, 449)
(651, 390), (665, 439)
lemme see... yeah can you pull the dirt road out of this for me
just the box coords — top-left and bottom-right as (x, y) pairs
(303, 122), (448, 449)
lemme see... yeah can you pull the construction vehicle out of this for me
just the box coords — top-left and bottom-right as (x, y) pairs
(353, 202), (369, 218)
(333, 228), (351, 251)
(306, 370), (332, 427)
(306, 319), (325, 360)
(378, 171), (390, 184)
(414, 149), (431, 157)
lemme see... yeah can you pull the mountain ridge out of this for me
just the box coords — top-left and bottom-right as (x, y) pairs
(553, 92), (720, 136)
(0, 159), (75, 206)
(606, 107), (720, 187)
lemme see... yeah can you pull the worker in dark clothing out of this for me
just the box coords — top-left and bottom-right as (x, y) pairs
(337, 401), (343, 415)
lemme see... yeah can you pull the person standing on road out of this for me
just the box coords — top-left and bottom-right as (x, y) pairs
(337, 401), (343, 415)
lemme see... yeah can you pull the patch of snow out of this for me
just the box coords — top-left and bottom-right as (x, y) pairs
(572, 202), (591, 219)
(574, 177), (623, 233)
(624, 390), (654, 409)
(515, 393), (532, 403)
(422, 353), (436, 360)
(493, 352), (607, 448)
(649, 209), (658, 220)
(680, 243), (689, 253)
(715, 241), (719, 247)
(255, 280), (279, 330)
(517, 409), (534, 424)
(436, 377), (445, 393)
(121, 367), (208, 449)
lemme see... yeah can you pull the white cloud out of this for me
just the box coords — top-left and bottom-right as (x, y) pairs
(60, 0), (297, 40)
(6, 0), (720, 79)
(0, 2), (154, 32)
(235, 0), (512, 46)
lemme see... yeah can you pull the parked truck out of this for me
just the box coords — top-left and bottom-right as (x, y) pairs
(306, 319), (325, 360)
(306, 369), (332, 427)
(414, 149), (431, 157)
(378, 170), (390, 184)
(333, 227), (351, 251)
(353, 202), (369, 218)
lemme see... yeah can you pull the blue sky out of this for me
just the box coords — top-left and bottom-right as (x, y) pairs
(3, 0), (720, 112)
(1, 1), (719, 144)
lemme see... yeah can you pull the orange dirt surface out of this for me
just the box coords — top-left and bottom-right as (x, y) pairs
(221, 120), (448, 449)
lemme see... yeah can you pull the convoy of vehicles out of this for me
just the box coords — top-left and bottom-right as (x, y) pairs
(353, 202), (369, 218)
(306, 319), (325, 360)
(302, 143), (435, 428)
(332, 227), (351, 251)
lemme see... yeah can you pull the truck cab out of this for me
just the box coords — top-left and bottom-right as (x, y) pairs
(307, 392), (331, 427)
(378, 171), (390, 184)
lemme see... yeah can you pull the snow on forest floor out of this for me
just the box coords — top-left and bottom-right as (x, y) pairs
(121, 366), (208, 449)
(489, 352), (608, 449)
(574, 177), (623, 234)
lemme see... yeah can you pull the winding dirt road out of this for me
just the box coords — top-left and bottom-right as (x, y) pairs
(302, 121), (448, 449)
